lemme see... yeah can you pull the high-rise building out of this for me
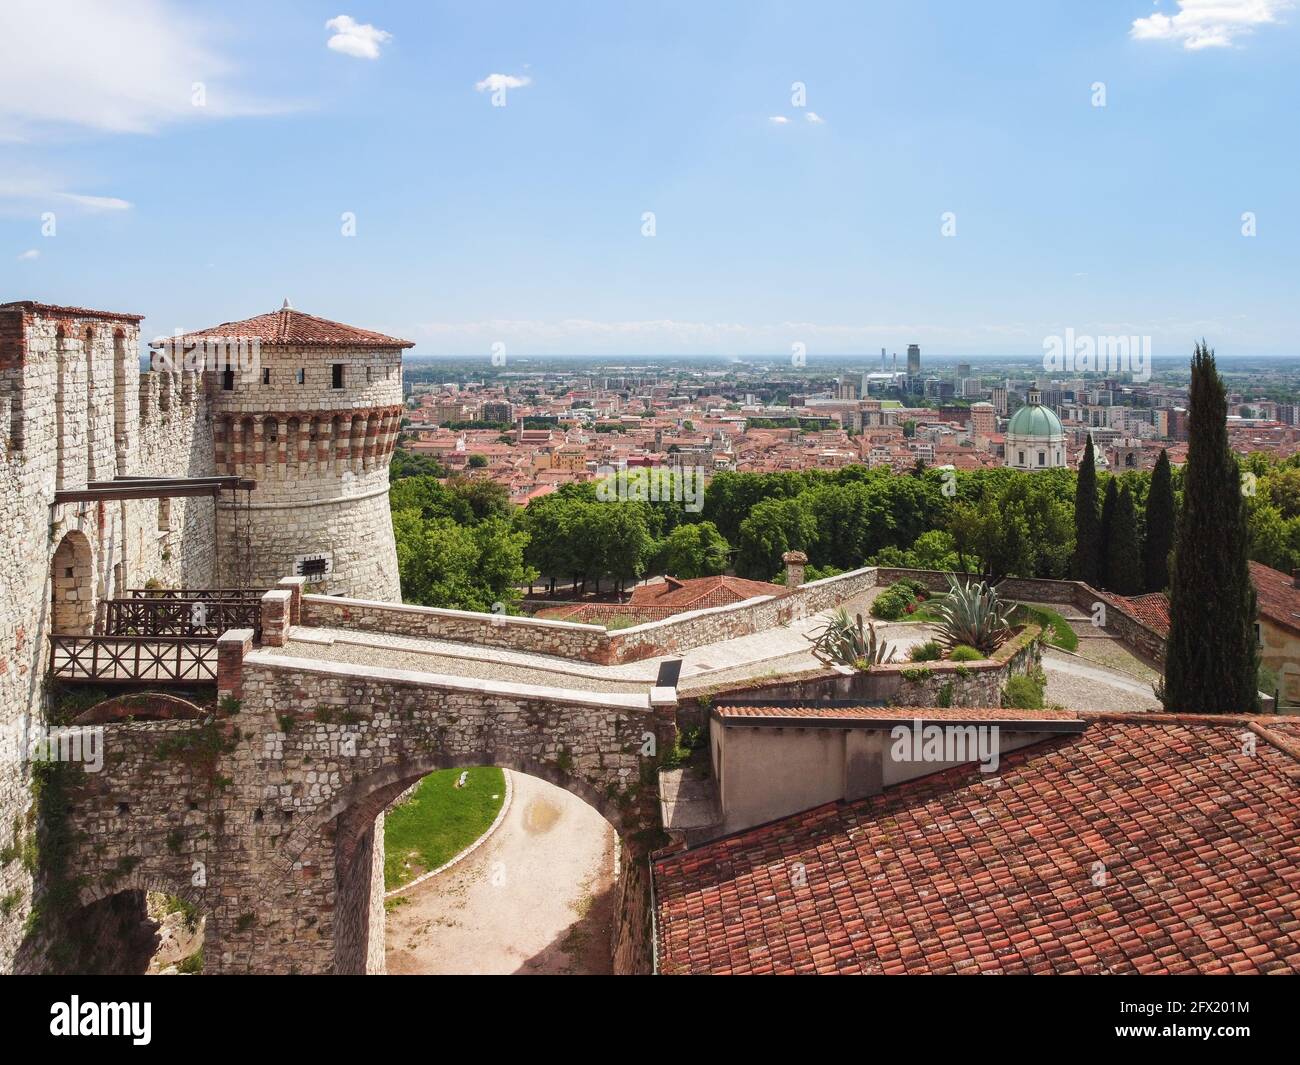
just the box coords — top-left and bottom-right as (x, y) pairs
(991, 385), (1008, 416)
(970, 401), (996, 437)
(956, 362), (971, 381)
(907, 344), (921, 376)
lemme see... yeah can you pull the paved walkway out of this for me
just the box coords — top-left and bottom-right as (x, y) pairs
(385, 771), (616, 975)
(269, 589), (1162, 714)
(1041, 648), (1162, 712)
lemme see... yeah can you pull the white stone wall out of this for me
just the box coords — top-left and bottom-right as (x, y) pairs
(205, 344), (403, 599)
(0, 305), (214, 972)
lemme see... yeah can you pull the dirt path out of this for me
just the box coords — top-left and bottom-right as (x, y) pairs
(385, 770), (616, 975)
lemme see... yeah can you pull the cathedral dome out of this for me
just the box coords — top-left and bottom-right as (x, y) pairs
(1006, 402), (1063, 439)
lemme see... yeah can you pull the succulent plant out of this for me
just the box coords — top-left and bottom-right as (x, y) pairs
(807, 607), (896, 669)
(933, 573), (1012, 654)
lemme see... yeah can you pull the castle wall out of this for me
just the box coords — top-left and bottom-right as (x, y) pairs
(205, 344), (402, 599)
(0, 304), (213, 973)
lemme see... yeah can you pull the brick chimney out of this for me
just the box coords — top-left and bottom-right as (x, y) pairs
(1293, 568), (1300, 589)
(782, 550), (808, 588)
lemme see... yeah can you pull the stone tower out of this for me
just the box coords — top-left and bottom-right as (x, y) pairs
(161, 303), (410, 600)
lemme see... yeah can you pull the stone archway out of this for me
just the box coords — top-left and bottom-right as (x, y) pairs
(50, 529), (95, 635)
(301, 753), (631, 975)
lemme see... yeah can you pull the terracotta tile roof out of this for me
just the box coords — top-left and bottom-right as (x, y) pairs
(653, 716), (1300, 974)
(153, 305), (413, 349)
(713, 705), (1082, 726)
(1112, 592), (1171, 635)
(0, 300), (144, 322)
(629, 574), (782, 611)
(1249, 561), (1300, 635)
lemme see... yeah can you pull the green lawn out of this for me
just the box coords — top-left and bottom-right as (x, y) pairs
(383, 766), (506, 891)
(1013, 604), (1078, 652)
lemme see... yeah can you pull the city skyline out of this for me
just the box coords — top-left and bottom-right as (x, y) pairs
(3, 1), (1299, 356)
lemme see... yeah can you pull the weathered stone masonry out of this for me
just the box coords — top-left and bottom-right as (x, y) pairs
(60, 648), (670, 974)
(0, 302), (214, 972)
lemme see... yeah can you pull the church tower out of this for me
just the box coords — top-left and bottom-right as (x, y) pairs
(161, 302), (410, 600)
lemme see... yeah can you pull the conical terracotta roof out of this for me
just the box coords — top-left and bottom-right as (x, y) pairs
(153, 306), (413, 349)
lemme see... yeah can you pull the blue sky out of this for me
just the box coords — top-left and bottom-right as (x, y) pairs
(2, 1), (1298, 356)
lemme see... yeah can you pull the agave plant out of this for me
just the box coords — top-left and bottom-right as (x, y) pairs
(933, 574), (1012, 654)
(806, 607), (896, 670)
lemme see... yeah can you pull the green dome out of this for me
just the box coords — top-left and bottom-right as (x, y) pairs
(1007, 403), (1063, 439)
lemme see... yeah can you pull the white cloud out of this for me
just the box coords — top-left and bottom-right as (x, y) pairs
(0, 176), (133, 215)
(17, 249), (39, 261)
(475, 73), (533, 93)
(805, 111), (825, 124)
(0, 0), (286, 140)
(325, 15), (392, 60)
(768, 115), (790, 124)
(1131, 0), (1294, 50)
(56, 192), (132, 212)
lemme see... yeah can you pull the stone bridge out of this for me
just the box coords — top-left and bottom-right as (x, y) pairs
(55, 609), (674, 974)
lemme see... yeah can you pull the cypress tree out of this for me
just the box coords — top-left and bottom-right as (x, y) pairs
(1105, 484), (1143, 595)
(1164, 342), (1258, 714)
(1143, 449), (1175, 592)
(1071, 435), (1102, 586)
(1098, 477), (1118, 589)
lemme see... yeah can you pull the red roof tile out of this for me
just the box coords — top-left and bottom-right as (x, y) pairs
(653, 715), (1300, 974)
(1249, 561), (1300, 635)
(0, 300), (144, 322)
(713, 705), (1082, 725)
(630, 574), (782, 612)
(1113, 592), (1171, 636)
(154, 305), (413, 349)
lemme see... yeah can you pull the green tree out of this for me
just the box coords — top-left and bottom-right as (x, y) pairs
(1098, 477), (1118, 588)
(1143, 449), (1175, 592)
(393, 512), (534, 612)
(1072, 435), (1102, 586)
(1164, 342), (1259, 714)
(656, 522), (730, 579)
(467, 453), (489, 468)
(1105, 484), (1143, 595)
(735, 496), (818, 579)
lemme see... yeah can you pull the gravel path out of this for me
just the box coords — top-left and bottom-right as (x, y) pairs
(385, 770), (616, 975)
(1041, 648), (1162, 712)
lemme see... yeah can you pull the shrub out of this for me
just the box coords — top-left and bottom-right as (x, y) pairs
(934, 574), (1012, 654)
(908, 640), (942, 662)
(807, 608), (896, 669)
(870, 582), (918, 620)
(1002, 669), (1046, 710)
(948, 644), (982, 662)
